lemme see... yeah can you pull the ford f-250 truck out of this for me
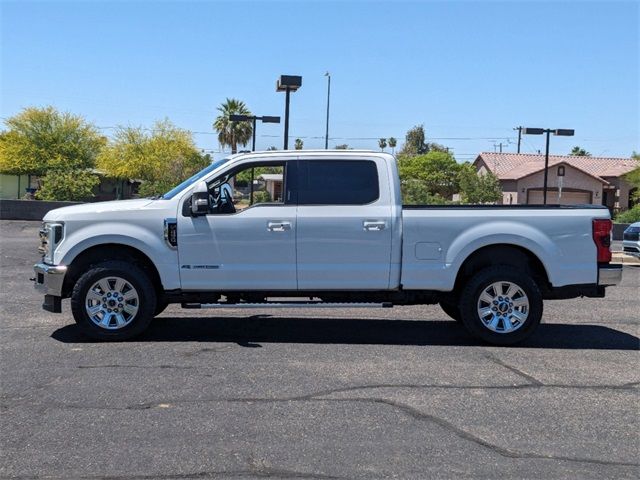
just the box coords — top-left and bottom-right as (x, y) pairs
(34, 150), (622, 345)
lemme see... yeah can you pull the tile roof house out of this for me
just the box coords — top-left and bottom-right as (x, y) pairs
(474, 153), (638, 211)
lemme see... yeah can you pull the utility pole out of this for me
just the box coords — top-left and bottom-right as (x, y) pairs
(324, 72), (331, 149)
(513, 126), (523, 153)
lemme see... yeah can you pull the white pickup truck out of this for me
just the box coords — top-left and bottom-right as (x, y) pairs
(34, 150), (622, 345)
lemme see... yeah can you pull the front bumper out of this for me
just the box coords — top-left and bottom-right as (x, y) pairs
(598, 264), (623, 286)
(33, 263), (67, 296)
(622, 240), (640, 258)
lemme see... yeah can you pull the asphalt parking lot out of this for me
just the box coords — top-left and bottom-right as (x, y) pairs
(1, 220), (639, 479)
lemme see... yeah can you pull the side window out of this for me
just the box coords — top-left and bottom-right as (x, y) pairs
(297, 160), (379, 205)
(208, 163), (286, 214)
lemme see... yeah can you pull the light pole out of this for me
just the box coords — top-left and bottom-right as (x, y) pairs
(324, 72), (331, 149)
(229, 114), (280, 151)
(276, 75), (302, 149)
(523, 127), (575, 204)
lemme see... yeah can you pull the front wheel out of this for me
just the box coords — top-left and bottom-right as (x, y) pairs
(70, 260), (156, 340)
(459, 266), (543, 346)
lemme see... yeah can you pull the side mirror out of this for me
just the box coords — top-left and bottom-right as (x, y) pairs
(191, 181), (209, 216)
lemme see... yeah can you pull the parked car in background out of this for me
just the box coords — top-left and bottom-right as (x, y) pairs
(623, 222), (640, 258)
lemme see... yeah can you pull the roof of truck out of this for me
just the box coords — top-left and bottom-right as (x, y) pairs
(228, 149), (393, 160)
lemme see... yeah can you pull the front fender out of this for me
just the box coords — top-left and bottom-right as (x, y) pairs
(57, 222), (180, 290)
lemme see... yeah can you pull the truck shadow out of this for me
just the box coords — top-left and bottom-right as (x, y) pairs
(51, 316), (640, 350)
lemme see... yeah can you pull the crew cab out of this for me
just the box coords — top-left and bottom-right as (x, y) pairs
(34, 151), (622, 345)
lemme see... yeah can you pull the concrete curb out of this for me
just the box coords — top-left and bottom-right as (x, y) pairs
(612, 252), (640, 265)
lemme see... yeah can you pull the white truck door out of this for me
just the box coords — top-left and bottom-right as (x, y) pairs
(296, 158), (393, 290)
(177, 161), (297, 291)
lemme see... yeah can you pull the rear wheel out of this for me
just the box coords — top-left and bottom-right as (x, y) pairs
(459, 266), (542, 346)
(71, 261), (156, 340)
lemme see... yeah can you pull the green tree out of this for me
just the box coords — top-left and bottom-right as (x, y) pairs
(398, 150), (461, 199)
(399, 125), (428, 156)
(569, 146), (591, 156)
(388, 137), (397, 154)
(624, 152), (640, 204)
(97, 119), (208, 197)
(335, 144), (349, 150)
(427, 142), (449, 153)
(458, 163), (502, 204)
(294, 138), (304, 150)
(213, 98), (253, 154)
(0, 106), (104, 200)
(400, 178), (450, 205)
(378, 138), (387, 151)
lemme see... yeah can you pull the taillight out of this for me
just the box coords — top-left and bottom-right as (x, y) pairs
(592, 219), (612, 263)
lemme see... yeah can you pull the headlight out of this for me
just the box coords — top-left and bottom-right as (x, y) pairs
(39, 222), (64, 264)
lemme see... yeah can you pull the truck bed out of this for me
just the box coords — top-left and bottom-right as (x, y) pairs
(400, 205), (610, 291)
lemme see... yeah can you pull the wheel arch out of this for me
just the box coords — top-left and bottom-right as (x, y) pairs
(62, 243), (163, 298)
(452, 244), (551, 297)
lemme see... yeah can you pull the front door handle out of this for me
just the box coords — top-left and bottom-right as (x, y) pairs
(267, 221), (292, 232)
(363, 221), (386, 231)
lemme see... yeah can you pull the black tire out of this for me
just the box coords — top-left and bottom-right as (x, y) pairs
(459, 265), (543, 346)
(439, 299), (461, 322)
(70, 260), (156, 341)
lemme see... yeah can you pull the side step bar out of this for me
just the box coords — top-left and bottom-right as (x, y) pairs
(182, 301), (393, 309)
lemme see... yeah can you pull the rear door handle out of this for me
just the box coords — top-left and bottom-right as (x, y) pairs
(363, 221), (386, 231)
(267, 221), (292, 232)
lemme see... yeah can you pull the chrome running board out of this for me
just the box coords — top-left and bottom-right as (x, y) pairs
(182, 301), (393, 309)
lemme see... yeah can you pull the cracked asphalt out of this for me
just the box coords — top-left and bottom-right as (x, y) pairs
(1, 220), (639, 479)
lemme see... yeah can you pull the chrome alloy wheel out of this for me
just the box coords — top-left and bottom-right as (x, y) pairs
(85, 276), (139, 330)
(477, 281), (529, 334)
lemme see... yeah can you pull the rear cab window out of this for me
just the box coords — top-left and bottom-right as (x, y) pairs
(297, 160), (379, 205)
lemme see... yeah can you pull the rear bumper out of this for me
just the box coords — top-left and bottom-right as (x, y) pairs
(598, 264), (623, 286)
(33, 263), (67, 296)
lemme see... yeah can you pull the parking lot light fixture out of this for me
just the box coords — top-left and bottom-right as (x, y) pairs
(523, 127), (575, 204)
(229, 114), (281, 151)
(276, 75), (302, 149)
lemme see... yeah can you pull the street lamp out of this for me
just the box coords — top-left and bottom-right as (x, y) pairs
(229, 114), (281, 151)
(276, 75), (302, 149)
(324, 72), (331, 149)
(523, 127), (575, 204)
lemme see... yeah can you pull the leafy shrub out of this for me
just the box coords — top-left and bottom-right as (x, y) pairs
(401, 178), (450, 205)
(615, 204), (640, 224)
(36, 169), (99, 201)
(252, 190), (271, 204)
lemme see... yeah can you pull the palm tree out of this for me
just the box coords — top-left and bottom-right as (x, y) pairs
(569, 146), (591, 157)
(213, 98), (253, 154)
(388, 137), (397, 154)
(378, 138), (387, 151)
(294, 138), (304, 150)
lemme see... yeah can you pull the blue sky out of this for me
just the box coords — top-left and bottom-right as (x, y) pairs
(1, 0), (638, 161)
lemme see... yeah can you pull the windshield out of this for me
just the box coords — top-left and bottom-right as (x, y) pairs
(161, 158), (229, 199)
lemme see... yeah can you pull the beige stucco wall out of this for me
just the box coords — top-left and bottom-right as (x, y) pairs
(498, 179), (518, 204)
(602, 176), (634, 211)
(516, 164), (604, 205)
